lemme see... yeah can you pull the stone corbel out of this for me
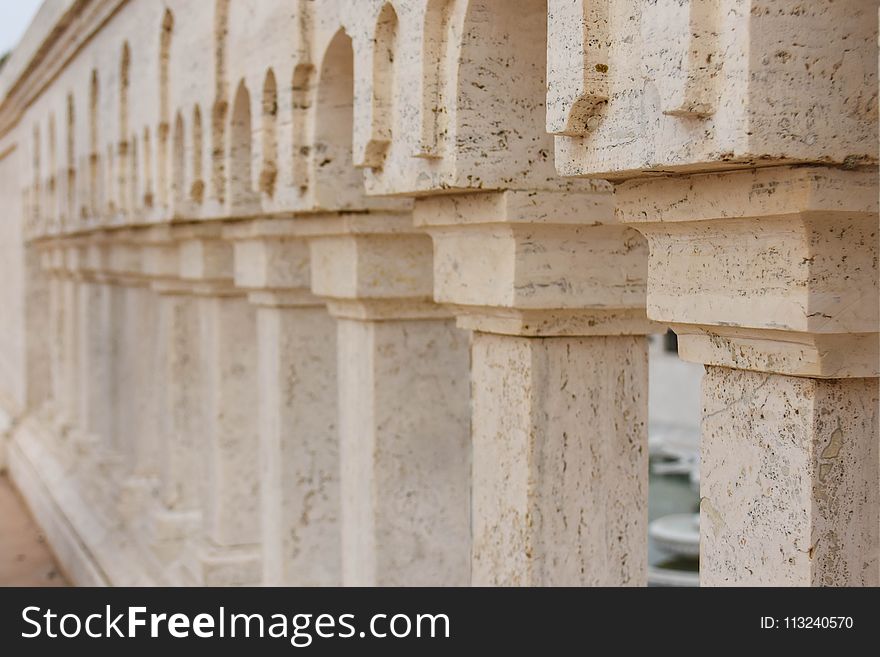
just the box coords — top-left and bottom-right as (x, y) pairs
(617, 165), (880, 585)
(616, 166), (880, 379)
(414, 188), (655, 335)
(414, 187), (658, 586)
(302, 211), (443, 321)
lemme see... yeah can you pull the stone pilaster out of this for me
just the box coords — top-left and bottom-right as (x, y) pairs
(617, 167), (880, 586)
(174, 229), (261, 586)
(139, 228), (202, 573)
(306, 212), (471, 586)
(75, 238), (118, 456)
(225, 219), (340, 586)
(58, 244), (82, 434)
(415, 189), (653, 586)
(548, 0), (879, 587)
(102, 233), (159, 518)
(40, 245), (67, 428)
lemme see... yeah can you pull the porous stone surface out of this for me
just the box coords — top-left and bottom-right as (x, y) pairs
(255, 304), (339, 587)
(549, 0), (878, 179)
(616, 167), (879, 377)
(337, 317), (470, 586)
(0, 0), (874, 589)
(471, 332), (648, 586)
(701, 367), (879, 586)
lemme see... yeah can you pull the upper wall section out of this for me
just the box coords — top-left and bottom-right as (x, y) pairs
(2, 0), (615, 245)
(548, 0), (879, 180)
(8, 1), (866, 240)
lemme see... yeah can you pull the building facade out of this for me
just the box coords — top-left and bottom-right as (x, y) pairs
(0, 0), (876, 586)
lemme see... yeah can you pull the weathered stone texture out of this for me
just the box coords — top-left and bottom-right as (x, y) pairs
(471, 333), (648, 586)
(701, 368), (879, 586)
(0, 0), (875, 587)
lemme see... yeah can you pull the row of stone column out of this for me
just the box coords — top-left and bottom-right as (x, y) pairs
(35, 168), (878, 586)
(34, 189), (648, 586)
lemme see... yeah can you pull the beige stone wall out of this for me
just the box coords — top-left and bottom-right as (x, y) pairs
(0, 0), (875, 586)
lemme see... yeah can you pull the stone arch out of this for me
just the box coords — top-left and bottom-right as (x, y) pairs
(313, 29), (362, 209)
(229, 80), (253, 209)
(32, 124), (41, 225)
(66, 93), (76, 221)
(89, 69), (99, 216)
(211, 99), (228, 204)
(211, 0), (231, 203)
(142, 127), (153, 207)
(359, 3), (399, 168)
(119, 42), (131, 213)
(158, 9), (174, 207)
(48, 113), (57, 225)
(129, 131), (139, 213)
(417, 0), (453, 158)
(260, 69), (278, 197)
(291, 62), (315, 192)
(106, 143), (115, 214)
(455, 0), (556, 187)
(191, 105), (204, 203)
(120, 43), (130, 140)
(172, 112), (186, 209)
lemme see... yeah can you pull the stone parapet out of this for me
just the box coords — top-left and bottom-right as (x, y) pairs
(0, 0), (874, 588)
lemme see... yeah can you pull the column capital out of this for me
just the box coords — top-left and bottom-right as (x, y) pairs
(296, 211), (444, 321)
(36, 239), (68, 276)
(60, 240), (86, 281)
(413, 189), (657, 336)
(101, 232), (147, 288)
(223, 218), (322, 308)
(617, 166), (879, 378)
(139, 223), (238, 297)
(75, 238), (111, 283)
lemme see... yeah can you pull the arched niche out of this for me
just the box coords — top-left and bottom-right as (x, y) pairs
(312, 29), (365, 210)
(172, 112), (186, 211)
(260, 69), (278, 197)
(455, 0), (558, 189)
(229, 80), (255, 210)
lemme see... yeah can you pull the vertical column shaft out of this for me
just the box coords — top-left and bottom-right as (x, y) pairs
(255, 299), (340, 585)
(191, 292), (260, 585)
(337, 316), (470, 586)
(700, 368), (879, 585)
(470, 332), (649, 586)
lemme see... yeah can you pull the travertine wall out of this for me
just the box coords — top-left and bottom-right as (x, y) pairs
(0, 0), (876, 586)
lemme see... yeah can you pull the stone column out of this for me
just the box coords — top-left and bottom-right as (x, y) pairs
(306, 212), (471, 586)
(140, 229), (202, 572)
(415, 189), (653, 586)
(176, 231), (261, 586)
(58, 244), (81, 433)
(546, 0), (878, 586)
(104, 234), (159, 517)
(76, 238), (118, 456)
(617, 167), (879, 586)
(225, 219), (340, 586)
(41, 245), (66, 425)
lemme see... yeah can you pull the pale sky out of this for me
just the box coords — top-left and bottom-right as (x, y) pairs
(0, 0), (43, 56)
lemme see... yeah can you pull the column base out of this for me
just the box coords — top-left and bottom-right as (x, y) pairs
(145, 506), (201, 566)
(181, 542), (262, 586)
(6, 413), (158, 585)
